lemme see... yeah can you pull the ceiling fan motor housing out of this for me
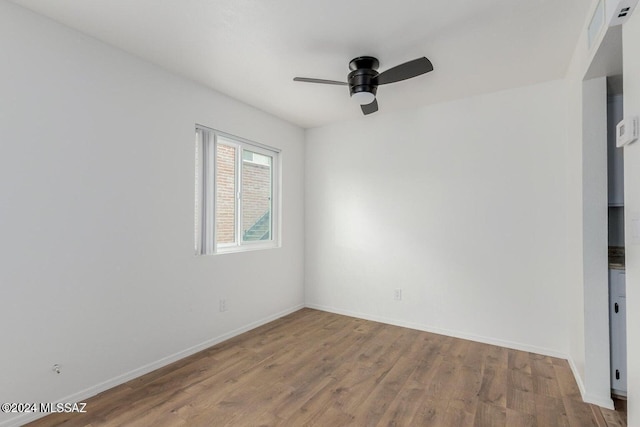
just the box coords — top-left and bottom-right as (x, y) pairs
(293, 55), (433, 115)
(348, 56), (379, 98)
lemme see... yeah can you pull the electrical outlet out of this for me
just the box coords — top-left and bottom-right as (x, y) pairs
(219, 298), (228, 312)
(394, 289), (402, 301)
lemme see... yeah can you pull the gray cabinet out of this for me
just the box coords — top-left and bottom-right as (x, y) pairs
(609, 268), (627, 395)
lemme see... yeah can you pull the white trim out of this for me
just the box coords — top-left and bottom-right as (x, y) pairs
(194, 128), (216, 255)
(0, 304), (305, 427)
(216, 240), (279, 254)
(588, 0), (606, 50)
(236, 142), (243, 245)
(196, 124), (281, 154)
(0, 303), (614, 427)
(305, 303), (618, 410)
(304, 303), (568, 358)
(215, 138), (241, 248)
(205, 131), (215, 252)
(567, 357), (615, 409)
(194, 129), (202, 254)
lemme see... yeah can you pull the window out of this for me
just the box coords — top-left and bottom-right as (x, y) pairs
(195, 126), (279, 254)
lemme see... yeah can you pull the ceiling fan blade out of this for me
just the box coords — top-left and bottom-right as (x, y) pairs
(377, 57), (434, 85)
(293, 77), (348, 86)
(361, 98), (378, 115)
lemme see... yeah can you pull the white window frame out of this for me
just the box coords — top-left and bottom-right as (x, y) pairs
(195, 125), (280, 255)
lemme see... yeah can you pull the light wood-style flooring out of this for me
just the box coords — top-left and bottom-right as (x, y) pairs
(27, 308), (625, 426)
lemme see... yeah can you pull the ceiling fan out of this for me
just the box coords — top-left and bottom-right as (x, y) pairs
(293, 56), (434, 115)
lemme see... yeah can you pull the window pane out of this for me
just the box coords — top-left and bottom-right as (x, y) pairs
(216, 143), (236, 244)
(242, 149), (272, 241)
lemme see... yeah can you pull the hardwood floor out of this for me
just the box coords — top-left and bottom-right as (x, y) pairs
(26, 308), (625, 426)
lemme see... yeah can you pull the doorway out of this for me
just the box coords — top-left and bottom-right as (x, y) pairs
(582, 22), (625, 412)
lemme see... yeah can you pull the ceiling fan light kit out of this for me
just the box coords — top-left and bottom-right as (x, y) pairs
(351, 91), (376, 105)
(293, 55), (433, 116)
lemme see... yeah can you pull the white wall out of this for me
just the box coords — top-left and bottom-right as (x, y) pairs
(0, 2), (304, 426)
(580, 76), (612, 405)
(564, 68), (588, 401)
(622, 10), (640, 426)
(305, 80), (570, 356)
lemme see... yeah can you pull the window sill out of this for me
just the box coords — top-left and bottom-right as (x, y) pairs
(214, 242), (280, 255)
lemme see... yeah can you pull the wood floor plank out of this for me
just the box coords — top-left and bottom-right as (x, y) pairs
(478, 367), (508, 408)
(443, 400), (477, 427)
(563, 396), (600, 427)
(554, 362), (583, 401)
(508, 349), (532, 374)
(507, 387), (537, 416)
(534, 393), (571, 427)
(269, 376), (335, 421)
(591, 403), (609, 427)
(409, 352), (445, 386)
(351, 355), (417, 425)
(531, 357), (557, 380)
(532, 375), (563, 398)
(450, 364), (483, 415)
(24, 308), (625, 427)
(410, 397), (451, 427)
(485, 345), (509, 371)
(463, 342), (488, 369)
(509, 369), (534, 393)
(599, 404), (626, 427)
(443, 337), (470, 363)
(424, 360), (460, 400)
(375, 385), (427, 427)
(505, 408), (537, 427)
(473, 401), (507, 427)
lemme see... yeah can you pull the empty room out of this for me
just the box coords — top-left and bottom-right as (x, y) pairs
(1, 0), (639, 426)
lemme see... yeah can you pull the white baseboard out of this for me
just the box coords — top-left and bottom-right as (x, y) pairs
(3, 302), (615, 427)
(567, 358), (615, 409)
(307, 304), (617, 411)
(582, 392), (616, 410)
(305, 303), (567, 358)
(0, 304), (304, 427)
(566, 356), (615, 409)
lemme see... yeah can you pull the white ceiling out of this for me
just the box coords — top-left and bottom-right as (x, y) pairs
(10, 0), (591, 128)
